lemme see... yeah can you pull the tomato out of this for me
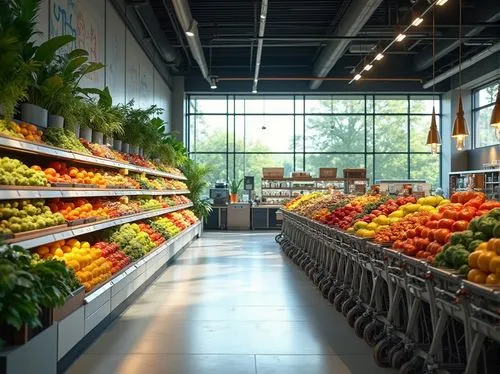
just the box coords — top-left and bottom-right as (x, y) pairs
(476, 209), (490, 217)
(416, 250), (426, 258)
(426, 255), (435, 262)
(435, 228), (451, 244)
(403, 244), (418, 257)
(422, 251), (432, 259)
(442, 210), (459, 220)
(407, 229), (417, 239)
(452, 220), (469, 232)
(415, 237), (429, 251)
(426, 241), (442, 254)
(431, 213), (443, 221)
(451, 193), (459, 203)
(421, 227), (430, 239)
(426, 221), (439, 229)
(415, 225), (425, 237)
(438, 218), (455, 230)
(428, 229), (436, 242)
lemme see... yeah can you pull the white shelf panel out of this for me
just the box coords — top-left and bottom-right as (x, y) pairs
(7, 203), (193, 249)
(0, 134), (187, 180)
(0, 188), (190, 200)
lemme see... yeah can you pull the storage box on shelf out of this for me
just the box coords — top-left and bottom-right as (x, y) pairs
(449, 169), (500, 200)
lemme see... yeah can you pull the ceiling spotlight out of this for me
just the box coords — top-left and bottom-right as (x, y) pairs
(412, 17), (423, 27)
(260, 14), (266, 19)
(436, 0), (448, 6)
(252, 88), (257, 94)
(375, 53), (384, 60)
(395, 33), (406, 42)
(364, 64), (373, 71)
(185, 20), (197, 37)
(262, 125), (267, 130)
(354, 74), (362, 81)
(210, 77), (217, 89)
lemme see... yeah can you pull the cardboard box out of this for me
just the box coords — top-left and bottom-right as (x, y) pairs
(319, 168), (337, 178)
(292, 171), (312, 180)
(343, 168), (366, 179)
(262, 167), (284, 179)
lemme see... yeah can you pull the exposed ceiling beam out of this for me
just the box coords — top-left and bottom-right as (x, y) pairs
(414, 4), (500, 71)
(252, 0), (269, 93)
(171, 0), (211, 86)
(310, 0), (384, 89)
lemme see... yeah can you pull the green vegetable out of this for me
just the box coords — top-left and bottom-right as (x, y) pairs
(42, 128), (91, 154)
(478, 216), (497, 238)
(467, 240), (484, 253)
(457, 264), (470, 276)
(488, 208), (500, 220)
(450, 231), (473, 246)
(494, 223), (500, 238)
(468, 217), (480, 232)
(452, 248), (470, 268)
(474, 231), (488, 241)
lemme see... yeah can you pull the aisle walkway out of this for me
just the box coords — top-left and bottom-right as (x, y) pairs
(67, 232), (391, 374)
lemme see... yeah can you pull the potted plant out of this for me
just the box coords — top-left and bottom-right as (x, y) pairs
(229, 178), (243, 203)
(182, 159), (213, 221)
(78, 87), (124, 144)
(119, 102), (162, 154)
(0, 241), (75, 348)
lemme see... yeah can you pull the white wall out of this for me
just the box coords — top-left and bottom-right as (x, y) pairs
(36, 0), (171, 127)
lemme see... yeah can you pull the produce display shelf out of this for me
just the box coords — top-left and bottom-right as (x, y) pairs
(84, 221), (201, 302)
(261, 195), (290, 199)
(6, 202), (193, 249)
(0, 187), (190, 200)
(0, 134), (186, 180)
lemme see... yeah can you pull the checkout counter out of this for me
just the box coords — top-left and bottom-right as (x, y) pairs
(205, 178), (282, 230)
(205, 203), (282, 230)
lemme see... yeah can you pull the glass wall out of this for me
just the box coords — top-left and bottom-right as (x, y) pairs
(187, 95), (441, 192)
(473, 80), (500, 148)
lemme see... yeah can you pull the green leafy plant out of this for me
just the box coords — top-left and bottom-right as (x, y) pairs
(0, 240), (75, 348)
(78, 87), (124, 136)
(0, 0), (73, 119)
(229, 178), (243, 194)
(182, 159), (213, 220)
(119, 101), (163, 147)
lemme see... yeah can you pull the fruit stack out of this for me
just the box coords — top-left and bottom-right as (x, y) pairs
(0, 157), (49, 186)
(138, 223), (166, 246)
(93, 242), (131, 275)
(110, 223), (156, 260)
(0, 199), (65, 236)
(0, 120), (43, 142)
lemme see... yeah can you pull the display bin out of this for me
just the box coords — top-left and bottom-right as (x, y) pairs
(319, 168), (337, 178)
(343, 168), (366, 179)
(262, 167), (284, 179)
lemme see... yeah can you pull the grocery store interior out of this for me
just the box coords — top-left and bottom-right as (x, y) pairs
(0, 0), (499, 374)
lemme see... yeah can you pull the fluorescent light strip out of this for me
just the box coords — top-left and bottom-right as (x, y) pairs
(354, 74), (362, 81)
(364, 64), (373, 71)
(395, 33), (406, 42)
(411, 17), (423, 27)
(375, 53), (384, 60)
(436, 0), (448, 6)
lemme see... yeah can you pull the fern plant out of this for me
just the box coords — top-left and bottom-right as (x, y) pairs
(78, 87), (124, 136)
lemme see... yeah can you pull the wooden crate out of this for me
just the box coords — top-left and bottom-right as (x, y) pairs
(292, 171), (312, 180)
(343, 168), (366, 179)
(319, 168), (337, 178)
(263, 167), (284, 178)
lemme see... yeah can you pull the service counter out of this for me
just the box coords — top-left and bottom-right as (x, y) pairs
(205, 204), (282, 230)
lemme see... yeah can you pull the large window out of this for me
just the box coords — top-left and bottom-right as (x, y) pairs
(187, 95), (442, 192)
(473, 80), (500, 148)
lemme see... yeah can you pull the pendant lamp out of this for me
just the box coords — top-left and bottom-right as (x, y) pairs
(426, 6), (440, 154)
(452, 0), (469, 151)
(490, 88), (500, 128)
(452, 95), (468, 151)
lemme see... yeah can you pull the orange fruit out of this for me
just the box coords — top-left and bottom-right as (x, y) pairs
(468, 269), (487, 284)
(468, 251), (481, 269)
(69, 168), (78, 177)
(478, 251), (496, 273)
(44, 168), (57, 177)
(489, 256), (500, 274)
(31, 165), (42, 171)
(486, 273), (500, 285)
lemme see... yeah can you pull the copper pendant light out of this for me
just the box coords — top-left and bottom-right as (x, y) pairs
(490, 88), (500, 128)
(452, 95), (469, 151)
(452, 0), (469, 151)
(426, 6), (440, 155)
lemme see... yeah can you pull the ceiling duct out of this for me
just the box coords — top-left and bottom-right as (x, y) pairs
(310, 0), (383, 89)
(349, 44), (376, 54)
(132, 2), (180, 66)
(423, 42), (500, 89)
(415, 5), (500, 71)
(252, 0), (269, 93)
(171, 0), (211, 85)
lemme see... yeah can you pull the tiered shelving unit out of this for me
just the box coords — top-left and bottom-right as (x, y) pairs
(0, 133), (202, 364)
(449, 169), (500, 200)
(260, 177), (369, 205)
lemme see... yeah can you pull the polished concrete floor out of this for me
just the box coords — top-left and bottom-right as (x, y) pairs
(67, 232), (392, 374)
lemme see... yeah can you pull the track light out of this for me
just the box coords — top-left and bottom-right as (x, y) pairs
(210, 77), (217, 89)
(375, 53), (384, 61)
(395, 34), (406, 42)
(354, 74), (362, 81)
(411, 17), (423, 27)
(252, 88), (257, 94)
(436, 0), (448, 6)
(260, 14), (266, 19)
(186, 20), (197, 37)
(364, 64), (373, 71)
